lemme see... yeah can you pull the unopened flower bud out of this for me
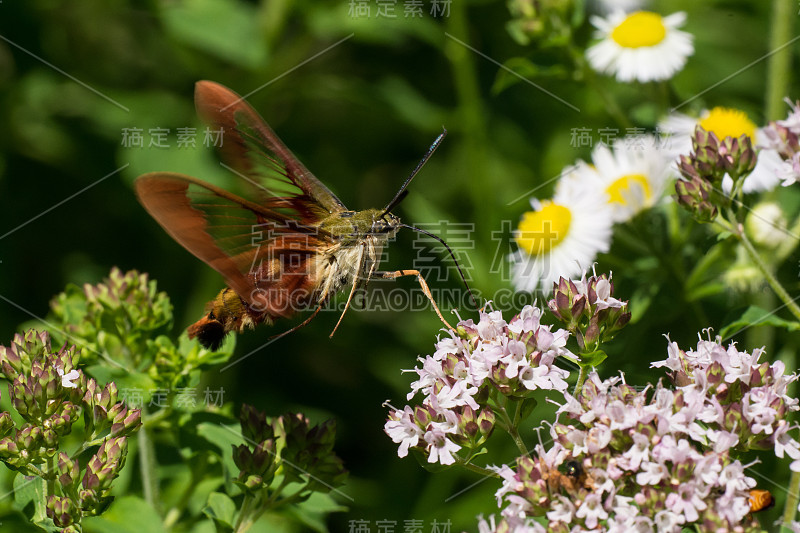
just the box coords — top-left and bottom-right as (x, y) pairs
(16, 424), (42, 450)
(675, 175), (718, 222)
(0, 436), (19, 457)
(57, 452), (79, 488)
(47, 494), (76, 527)
(0, 412), (12, 436)
(548, 277), (586, 330)
(477, 408), (495, 435)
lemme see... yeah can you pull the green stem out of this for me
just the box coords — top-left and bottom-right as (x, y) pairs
(574, 365), (588, 396)
(24, 464), (48, 478)
(512, 397), (523, 427)
(445, 4), (492, 227)
(72, 434), (112, 457)
(46, 455), (55, 496)
(455, 457), (501, 478)
(233, 492), (255, 533)
(783, 469), (800, 530)
(143, 406), (172, 429)
(765, 0), (794, 121)
(571, 48), (633, 130)
(737, 222), (800, 322)
(496, 402), (529, 456)
(138, 406), (161, 515)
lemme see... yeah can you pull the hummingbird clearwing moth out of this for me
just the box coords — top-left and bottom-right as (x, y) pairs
(135, 81), (472, 350)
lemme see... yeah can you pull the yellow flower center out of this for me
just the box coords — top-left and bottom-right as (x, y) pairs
(605, 174), (652, 206)
(515, 202), (572, 255)
(611, 11), (667, 48)
(698, 107), (756, 141)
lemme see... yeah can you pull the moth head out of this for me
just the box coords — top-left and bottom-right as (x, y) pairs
(372, 212), (401, 234)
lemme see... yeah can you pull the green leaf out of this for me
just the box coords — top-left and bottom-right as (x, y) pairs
(570, 0), (586, 27)
(629, 283), (658, 324)
(86, 364), (156, 394)
(178, 415), (242, 489)
(188, 477), (226, 518)
(161, 0), (267, 69)
(720, 306), (800, 339)
(518, 397), (538, 421)
(202, 492), (236, 532)
(83, 495), (165, 533)
(284, 492), (348, 533)
(467, 447), (489, 461)
(178, 333), (236, 369)
(578, 350), (608, 367)
(13, 475), (56, 531)
(685, 242), (727, 298)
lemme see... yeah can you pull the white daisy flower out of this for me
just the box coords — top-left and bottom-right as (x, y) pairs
(509, 169), (614, 293)
(559, 136), (674, 223)
(659, 107), (784, 193)
(587, 11), (694, 83)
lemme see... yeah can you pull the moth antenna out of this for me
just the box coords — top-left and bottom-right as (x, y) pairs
(380, 128), (447, 217)
(401, 223), (479, 311)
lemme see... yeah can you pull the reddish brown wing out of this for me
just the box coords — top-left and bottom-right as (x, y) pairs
(135, 81), (345, 312)
(194, 80), (346, 220)
(134, 172), (329, 313)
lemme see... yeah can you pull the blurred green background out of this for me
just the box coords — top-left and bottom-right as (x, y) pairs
(0, 0), (797, 531)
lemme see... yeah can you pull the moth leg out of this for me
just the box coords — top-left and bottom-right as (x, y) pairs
(377, 269), (455, 331)
(267, 283), (332, 344)
(330, 244), (369, 338)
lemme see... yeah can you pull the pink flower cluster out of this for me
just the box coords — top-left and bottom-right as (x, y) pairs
(652, 335), (800, 466)
(761, 99), (800, 186)
(385, 305), (573, 466)
(486, 373), (764, 532)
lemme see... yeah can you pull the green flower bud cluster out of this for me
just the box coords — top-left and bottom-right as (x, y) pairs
(47, 436), (129, 527)
(674, 126), (758, 221)
(506, 0), (579, 48)
(45, 268), (233, 394)
(0, 329), (141, 530)
(233, 405), (347, 499)
(674, 173), (718, 223)
(548, 273), (630, 355)
(48, 267), (172, 367)
(82, 379), (142, 439)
